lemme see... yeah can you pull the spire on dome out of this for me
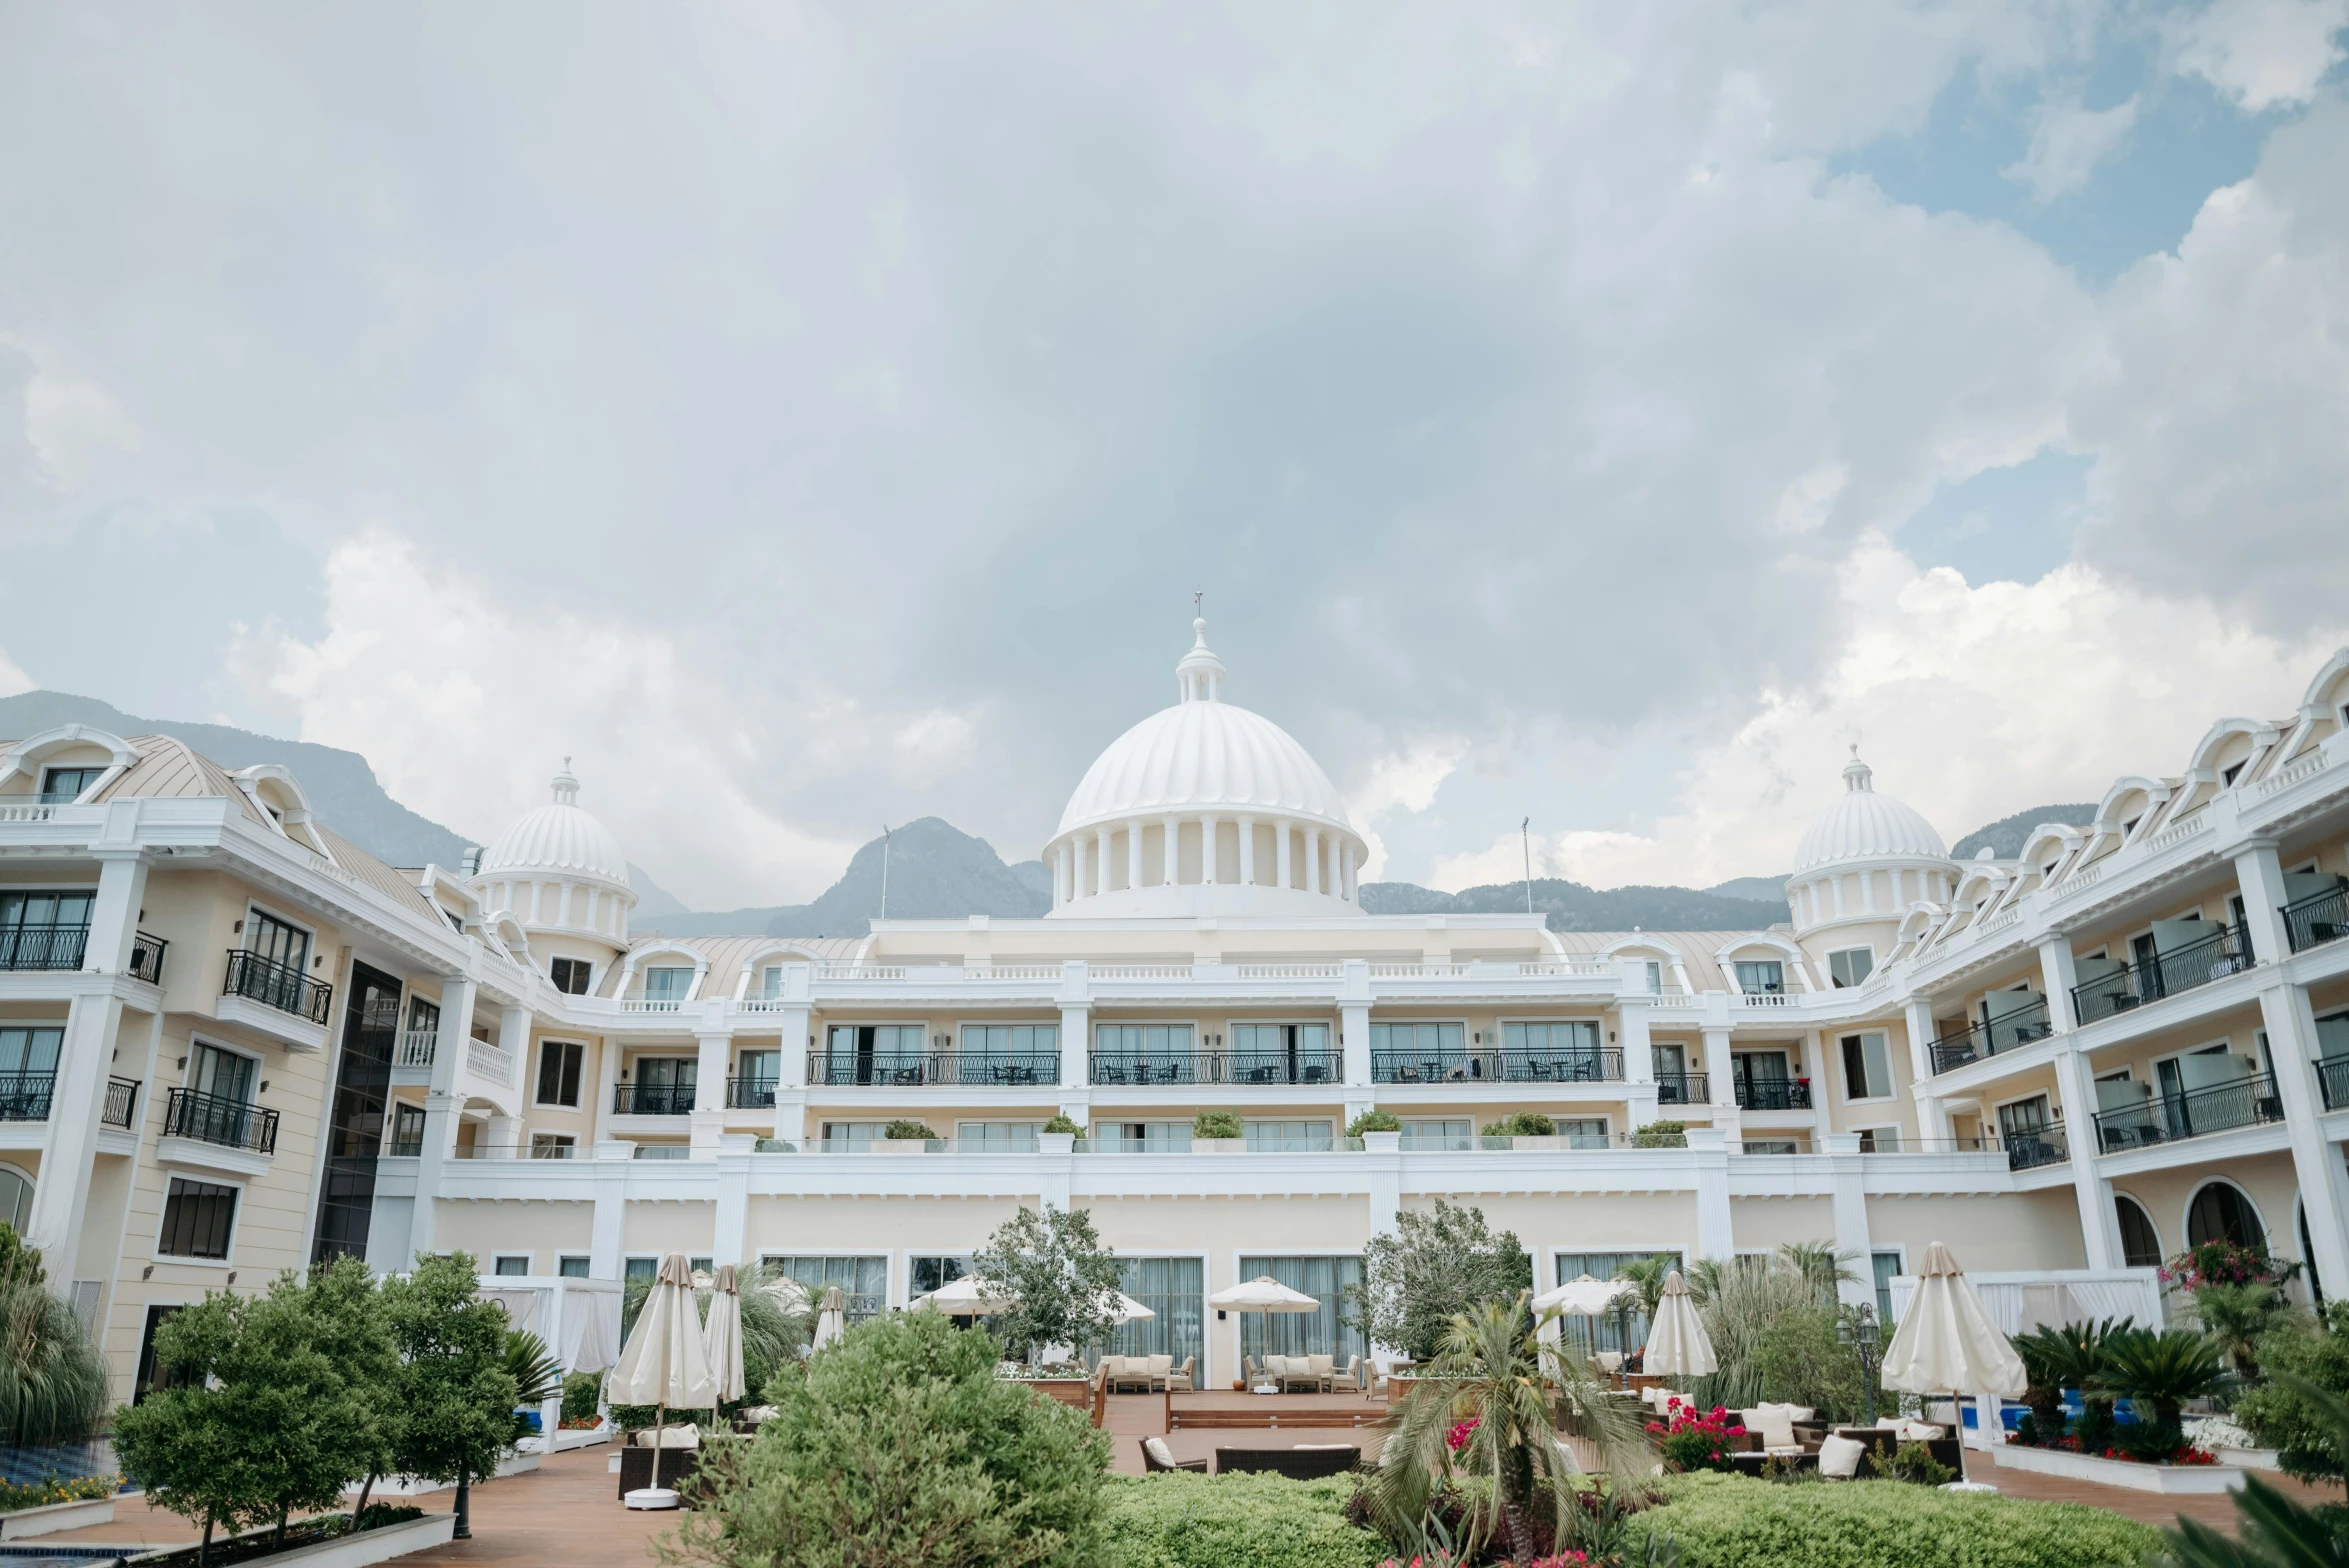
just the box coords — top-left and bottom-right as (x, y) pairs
(1843, 744), (1874, 794)
(551, 758), (581, 806)
(1176, 616), (1227, 703)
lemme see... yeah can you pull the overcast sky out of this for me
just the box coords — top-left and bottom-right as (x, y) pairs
(4, 1), (2348, 909)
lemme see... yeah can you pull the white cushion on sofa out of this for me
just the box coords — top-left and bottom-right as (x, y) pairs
(1739, 1408), (1797, 1449)
(1146, 1354), (1173, 1376)
(1818, 1434), (1866, 1479)
(1899, 1420), (1945, 1441)
(1307, 1354), (1334, 1377)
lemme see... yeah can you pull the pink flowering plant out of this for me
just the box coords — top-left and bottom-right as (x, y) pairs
(2161, 1241), (2291, 1291)
(1645, 1397), (1745, 1473)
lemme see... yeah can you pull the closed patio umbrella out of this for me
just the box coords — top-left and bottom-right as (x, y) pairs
(1879, 1242), (2027, 1490)
(608, 1253), (716, 1509)
(704, 1264), (747, 1411)
(810, 1285), (846, 1352)
(1640, 1270), (1717, 1379)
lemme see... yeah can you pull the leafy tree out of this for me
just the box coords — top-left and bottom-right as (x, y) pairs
(0, 1224), (106, 1445)
(1364, 1298), (1646, 1563)
(381, 1252), (518, 1540)
(884, 1120), (938, 1140)
(1040, 1114), (1083, 1136)
(660, 1308), (1109, 1568)
(970, 1205), (1124, 1364)
(1611, 1254), (1677, 1320)
(1345, 1198), (1533, 1363)
(2189, 1280), (2297, 1381)
(1481, 1111), (1557, 1137)
(113, 1259), (392, 1561)
(2236, 1302), (2349, 1491)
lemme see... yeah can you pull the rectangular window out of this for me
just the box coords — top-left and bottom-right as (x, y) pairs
(1399, 1118), (1471, 1151)
(558, 1255), (591, 1278)
(1237, 1255), (1366, 1366)
(1559, 1118), (1610, 1148)
(624, 1257), (658, 1284)
(961, 1024), (1060, 1056)
(134, 1304), (185, 1402)
(820, 1121), (892, 1150)
(550, 957), (592, 995)
(1106, 1257), (1205, 1372)
(0, 892), (96, 972)
(536, 1039), (585, 1106)
(910, 1254), (974, 1299)
(1734, 960), (1785, 995)
(953, 1121), (1041, 1152)
(1855, 1127), (1900, 1152)
(690, 1256), (714, 1276)
(736, 1049), (779, 1092)
(1243, 1119), (1333, 1152)
(38, 766), (104, 804)
(632, 1145), (689, 1160)
(642, 966), (693, 1003)
(763, 1255), (888, 1323)
(1553, 1251), (1681, 1356)
(1368, 1021), (1468, 1081)
(1741, 1139), (1800, 1154)
(192, 1043), (257, 1104)
(388, 1102), (426, 1156)
(0, 1026), (64, 1077)
(759, 964), (785, 999)
(529, 1133), (576, 1159)
(1827, 947), (1874, 988)
(1839, 1032), (1894, 1100)
(1089, 1121), (1191, 1151)
(494, 1254), (531, 1276)
(1872, 1250), (1903, 1323)
(158, 1177), (237, 1260)
(406, 996), (441, 1037)
(1500, 1020), (1602, 1067)
(246, 910), (311, 972)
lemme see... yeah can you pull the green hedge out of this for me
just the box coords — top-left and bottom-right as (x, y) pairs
(1649, 1472), (2160, 1568)
(1102, 1474), (1383, 1568)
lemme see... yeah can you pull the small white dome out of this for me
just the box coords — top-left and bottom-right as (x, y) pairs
(1056, 621), (1351, 837)
(1792, 748), (1948, 872)
(478, 762), (631, 888)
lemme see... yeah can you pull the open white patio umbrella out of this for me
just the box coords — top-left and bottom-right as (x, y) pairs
(704, 1264), (747, 1413)
(1879, 1242), (2027, 1490)
(1640, 1270), (1717, 1379)
(608, 1253), (716, 1509)
(1208, 1275), (1320, 1312)
(1532, 1274), (1636, 1316)
(1102, 1290), (1156, 1325)
(810, 1285), (846, 1352)
(911, 1274), (1017, 1314)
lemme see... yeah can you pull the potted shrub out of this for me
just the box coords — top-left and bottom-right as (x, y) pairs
(1190, 1111), (1246, 1153)
(1347, 1108), (1403, 1152)
(1481, 1111), (1557, 1148)
(1040, 1114), (1082, 1154)
(880, 1119), (938, 1150)
(1633, 1121), (1688, 1148)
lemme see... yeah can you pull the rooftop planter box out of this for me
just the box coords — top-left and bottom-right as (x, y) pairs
(124, 1511), (455, 1568)
(1995, 1441), (2245, 1494)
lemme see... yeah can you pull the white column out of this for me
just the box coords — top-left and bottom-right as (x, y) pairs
(1902, 999), (1953, 1142)
(1163, 816), (1181, 885)
(26, 990), (123, 1287)
(1341, 842), (1357, 903)
(2255, 975), (2349, 1296)
(1821, 1132), (1877, 1308)
(410, 974), (476, 1263)
(775, 997), (811, 1145)
(1127, 822), (1143, 893)
(1096, 826), (1113, 894)
(1237, 817), (1256, 886)
(2051, 1045), (2121, 1269)
(690, 1028), (732, 1158)
(85, 831), (148, 974)
(1051, 848), (1065, 909)
(1701, 1025), (1736, 1138)
(1200, 815), (1219, 884)
(1305, 829), (1322, 895)
(713, 1141), (751, 1268)
(2037, 936), (2081, 1033)
(1276, 822), (1293, 890)
(589, 1156), (628, 1279)
(1341, 1001), (1372, 1092)
(1686, 1127), (1735, 1260)
(2233, 841), (2296, 966)
(590, 1032), (624, 1146)
(1059, 1004), (1090, 1095)
(1075, 834), (1092, 900)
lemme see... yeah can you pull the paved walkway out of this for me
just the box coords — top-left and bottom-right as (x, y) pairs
(34, 1427), (2344, 1565)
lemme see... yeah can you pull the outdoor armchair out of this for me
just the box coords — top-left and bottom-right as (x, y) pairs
(1142, 1436), (1207, 1473)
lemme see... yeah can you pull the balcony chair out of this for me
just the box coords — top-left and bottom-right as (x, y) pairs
(1141, 1436), (1207, 1473)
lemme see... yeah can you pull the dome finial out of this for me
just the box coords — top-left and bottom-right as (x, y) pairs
(1843, 745), (1873, 793)
(551, 758), (581, 806)
(1176, 607), (1226, 703)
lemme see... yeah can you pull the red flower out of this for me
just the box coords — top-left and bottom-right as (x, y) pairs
(1446, 1416), (1481, 1452)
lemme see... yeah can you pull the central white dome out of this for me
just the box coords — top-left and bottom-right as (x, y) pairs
(1046, 620), (1366, 917)
(478, 763), (631, 888)
(1792, 749), (1948, 872)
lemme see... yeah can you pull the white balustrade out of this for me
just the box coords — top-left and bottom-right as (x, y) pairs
(396, 1030), (438, 1069)
(466, 1038), (517, 1087)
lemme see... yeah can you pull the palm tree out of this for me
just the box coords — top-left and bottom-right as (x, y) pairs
(1367, 1297), (1646, 1563)
(1775, 1242), (1857, 1305)
(2098, 1327), (2231, 1430)
(1612, 1255), (1674, 1320)
(2188, 1282), (2293, 1381)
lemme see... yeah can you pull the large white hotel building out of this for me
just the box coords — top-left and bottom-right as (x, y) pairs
(4, 622), (2349, 1395)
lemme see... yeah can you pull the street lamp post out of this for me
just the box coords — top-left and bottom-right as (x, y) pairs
(1838, 1304), (1882, 1424)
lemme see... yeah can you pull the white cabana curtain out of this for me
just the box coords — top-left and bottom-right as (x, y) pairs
(1886, 1270), (2162, 1337)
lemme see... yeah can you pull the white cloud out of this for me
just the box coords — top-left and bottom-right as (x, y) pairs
(0, 646), (33, 699)
(1347, 741), (1469, 880)
(228, 528), (985, 908)
(2002, 95), (2139, 201)
(1428, 534), (2348, 895)
(2167, 0), (2349, 111)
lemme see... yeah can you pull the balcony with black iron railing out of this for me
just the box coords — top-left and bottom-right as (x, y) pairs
(0, 924), (89, 971)
(128, 930), (167, 985)
(1090, 1048), (1339, 1087)
(221, 949), (335, 1024)
(2091, 1073), (2283, 1155)
(1733, 1078), (1812, 1111)
(2001, 1122), (2070, 1171)
(2283, 884), (2349, 954)
(612, 1082), (697, 1115)
(726, 1076), (779, 1109)
(101, 1076), (139, 1129)
(807, 1051), (1061, 1088)
(163, 1086), (279, 1155)
(0, 1072), (56, 1122)
(2319, 1056), (2349, 1112)
(1653, 1071), (1709, 1107)
(2070, 925), (2253, 1027)
(1371, 1047), (1623, 1085)
(1929, 996), (2056, 1074)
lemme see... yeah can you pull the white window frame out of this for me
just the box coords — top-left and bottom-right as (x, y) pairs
(1991, 1088), (2057, 1130)
(558, 1255), (592, 1278)
(1837, 1030), (1896, 1104)
(241, 900), (317, 959)
(534, 1038), (588, 1109)
(152, 1172), (246, 1268)
(492, 1253), (534, 1277)
(1825, 945), (1876, 989)
(181, 1034), (262, 1095)
(549, 956), (594, 996)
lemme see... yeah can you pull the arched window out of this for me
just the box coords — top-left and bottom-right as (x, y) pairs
(0, 1167), (32, 1234)
(2114, 1194), (2162, 1268)
(2186, 1181), (2262, 1249)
